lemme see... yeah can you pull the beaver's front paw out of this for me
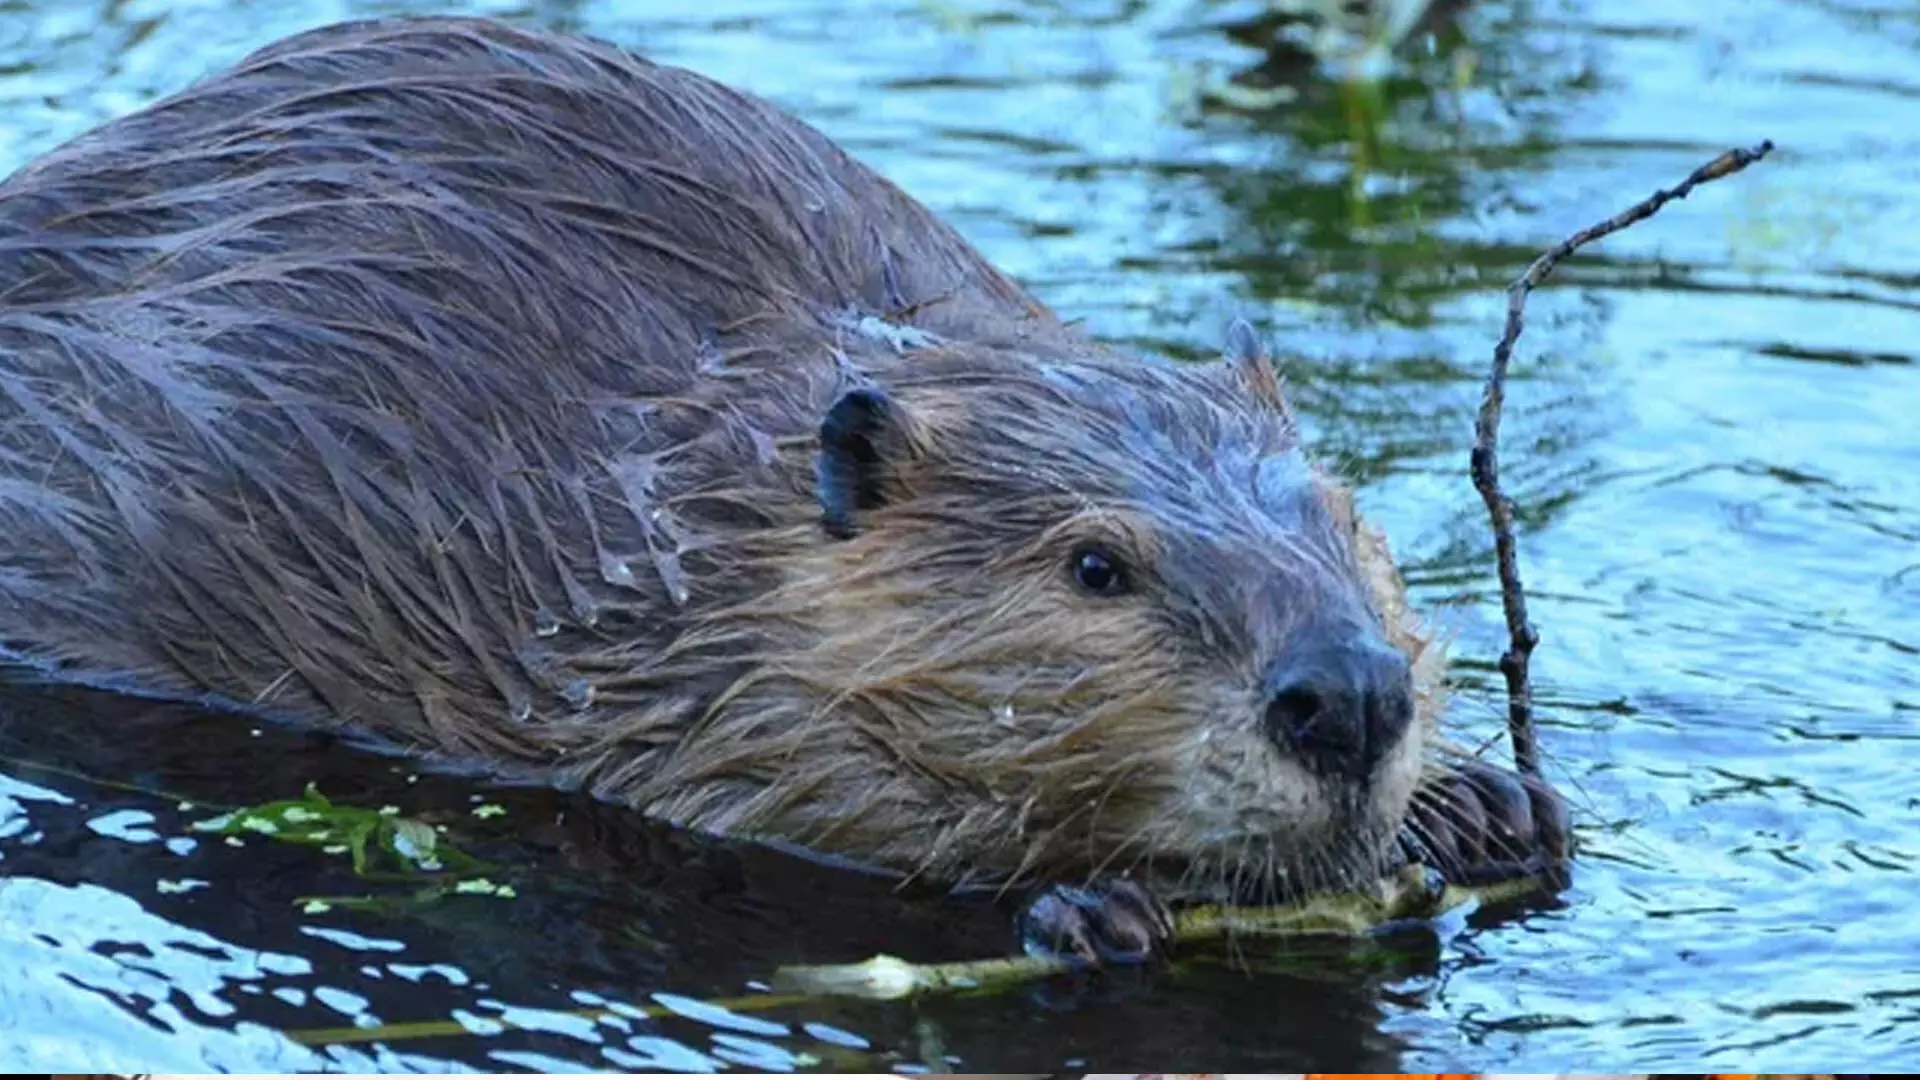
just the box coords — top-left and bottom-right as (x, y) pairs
(1399, 758), (1573, 891)
(1015, 878), (1173, 967)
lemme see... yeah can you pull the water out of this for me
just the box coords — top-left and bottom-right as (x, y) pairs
(1, 0), (1915, 1070)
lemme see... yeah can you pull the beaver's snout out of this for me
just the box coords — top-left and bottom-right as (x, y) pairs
(1261, 632), (1415, 782)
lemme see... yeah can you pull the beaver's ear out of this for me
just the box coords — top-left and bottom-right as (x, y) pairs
(1224, 317), (1287, 413)
(817, 386), (918, 539)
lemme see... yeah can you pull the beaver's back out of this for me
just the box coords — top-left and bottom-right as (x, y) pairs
(0, 16), (1054, 757)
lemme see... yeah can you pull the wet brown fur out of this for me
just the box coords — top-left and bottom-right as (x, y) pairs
(0, 16), (1458, 899)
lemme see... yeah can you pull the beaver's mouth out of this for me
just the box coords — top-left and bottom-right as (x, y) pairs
(1131, 820), (1404, 907)
(1136, 863), (1388, 908)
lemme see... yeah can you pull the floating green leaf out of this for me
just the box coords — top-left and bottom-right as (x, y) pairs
(192, 782), (491, 883)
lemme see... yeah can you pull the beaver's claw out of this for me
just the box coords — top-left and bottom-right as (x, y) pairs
(1015, 878), (1174, 967)
(1398, 758), (1573, 891)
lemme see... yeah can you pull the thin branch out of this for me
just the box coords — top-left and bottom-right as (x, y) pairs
(1473, 139), (1776, 777)
(769, 863), (1546, 1002)
(279, 865), (1546, 1045)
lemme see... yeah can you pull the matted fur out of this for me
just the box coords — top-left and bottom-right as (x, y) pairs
(0, 16), (1450, 898)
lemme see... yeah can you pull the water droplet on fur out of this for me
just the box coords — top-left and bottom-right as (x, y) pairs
(992, 703), (1016, 727)
(508, 695), (533, 724)
(599, 554), (636, 587)
(531, 609), (560, 637)
(842, 311), (939, 353)
(561, 679), (595, 710)
(653, 550), (690, 608)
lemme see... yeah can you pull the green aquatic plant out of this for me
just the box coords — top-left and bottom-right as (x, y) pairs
(1159, 0), (1588, 332)
(1274, 0), (1444, 83)
(192, 782), (495, 887)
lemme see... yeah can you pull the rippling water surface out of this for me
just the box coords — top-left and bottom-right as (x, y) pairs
(2, 0), (1916, 1071)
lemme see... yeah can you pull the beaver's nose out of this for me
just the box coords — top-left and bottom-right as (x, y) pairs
(1261, 634), (1414, 781)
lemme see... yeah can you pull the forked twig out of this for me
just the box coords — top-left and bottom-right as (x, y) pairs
(1473, 139), (1776, 777)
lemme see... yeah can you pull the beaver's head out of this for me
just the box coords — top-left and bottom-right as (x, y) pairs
(669, 322), (1434, 900)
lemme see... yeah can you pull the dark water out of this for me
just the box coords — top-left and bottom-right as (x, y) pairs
(2, 0), (1916, 1071)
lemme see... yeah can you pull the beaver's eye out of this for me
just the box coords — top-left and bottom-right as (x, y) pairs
(1070, 546), (1128, 597)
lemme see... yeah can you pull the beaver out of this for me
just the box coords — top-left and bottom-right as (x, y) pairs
(0, 16), (1567, 962)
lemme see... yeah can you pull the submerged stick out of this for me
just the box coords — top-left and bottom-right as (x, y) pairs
(282, 866), (1546, 1046)
(771, 863), (1544, 1002)
(1472, 140), (1775, 777)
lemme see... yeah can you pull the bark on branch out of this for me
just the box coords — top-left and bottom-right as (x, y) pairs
(1473, 140), (1776, 777)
